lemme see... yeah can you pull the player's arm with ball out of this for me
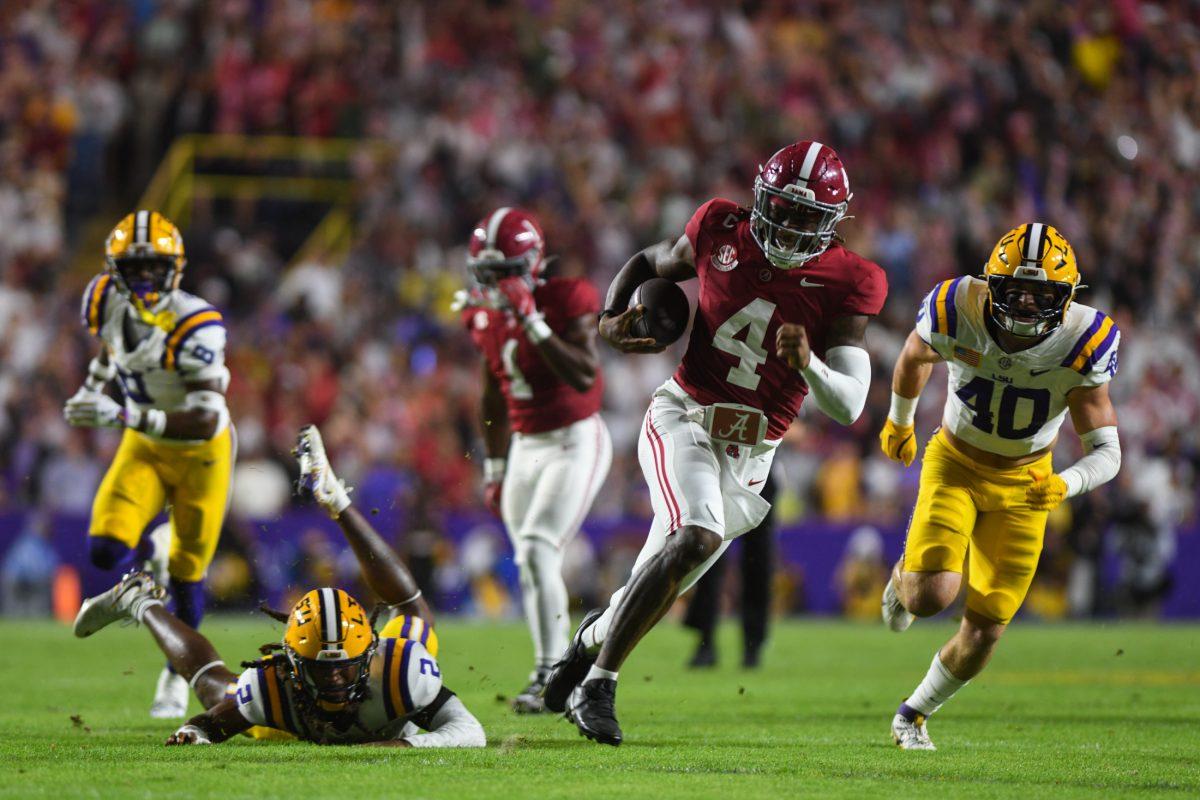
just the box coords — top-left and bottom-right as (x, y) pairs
(64, 375), (226, 440)
(879, 330), (946, 466)
(1027, 383), (1121, 510)
(598, 235), (697, 353)
(777, 314), (873, 426)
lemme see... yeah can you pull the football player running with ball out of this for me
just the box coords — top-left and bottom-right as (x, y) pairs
(544, 141), (888, 745)
(879, 224), (1121, 750)
(73, 426), (485, 749)
(67, 211), (233, 718)
(460, 208), (611, 713)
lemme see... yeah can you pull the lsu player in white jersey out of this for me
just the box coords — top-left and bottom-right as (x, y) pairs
(66, 210), (233, 718)
(72, 426), (485, 748)
(878, 223), (1121, 750)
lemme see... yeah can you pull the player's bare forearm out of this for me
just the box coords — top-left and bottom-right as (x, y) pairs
(600, 235), (696, 353)
(128, 378), (224, 440)
(531, 314), (599, 392)
(335, 505), (433, 624)
(603, 235), (696, 313)
(480, 366), (511, 459)
(1066, 383), (1118, 434)
(893, 330), (942, 399)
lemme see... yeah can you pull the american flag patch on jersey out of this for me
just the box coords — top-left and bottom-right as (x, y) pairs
(953, 346), (982, 367)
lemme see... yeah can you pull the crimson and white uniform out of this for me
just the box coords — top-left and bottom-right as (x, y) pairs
(464, 277), (612, 550)
(646, 198), (887, 539)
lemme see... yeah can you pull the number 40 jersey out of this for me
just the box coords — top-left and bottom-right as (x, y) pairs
(917, 276), (1119, 458)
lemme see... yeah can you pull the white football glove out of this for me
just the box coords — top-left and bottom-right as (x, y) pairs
(165, 724), (212, 745)
(64, 389), (125, 428)
(294, 425), (352, 519)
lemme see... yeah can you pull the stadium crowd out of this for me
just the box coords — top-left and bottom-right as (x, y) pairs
(1, 0), (1197, 618)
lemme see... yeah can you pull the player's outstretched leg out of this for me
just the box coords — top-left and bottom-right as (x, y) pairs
(75, 571), (238, 711)
(569, 524), (723, 746)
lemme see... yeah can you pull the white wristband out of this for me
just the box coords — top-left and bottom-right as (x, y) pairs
(85, 357), (116, 391)
(888, 392), (919, 427)
(523, 312), (553, 344)
(484, 458), (507, 483)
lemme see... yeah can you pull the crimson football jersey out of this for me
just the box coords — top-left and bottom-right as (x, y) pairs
(465, 277), (604, 434)
(674, 198), (888, 438)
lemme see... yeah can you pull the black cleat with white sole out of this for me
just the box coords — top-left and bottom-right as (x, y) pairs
(569, 678), (623, 746)
(542, 608), (603, 713)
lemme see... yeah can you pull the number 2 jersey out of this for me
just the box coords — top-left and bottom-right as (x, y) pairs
(463, 276), (604, 434)
(234, 632), (483, 747)
(674, 198), (888, 439)
(916, 276), (1120, 457)
(81, 273), (230, 440)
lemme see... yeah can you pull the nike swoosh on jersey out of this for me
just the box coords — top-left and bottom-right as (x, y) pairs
(1029, 368), (1054, 376)
(748, 479), (765, 486)
(799, 278), (824, 287)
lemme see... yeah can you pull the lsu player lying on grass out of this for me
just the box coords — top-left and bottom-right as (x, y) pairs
(73, 426), (485, 748)
(66, 210), (233, 719)
(879, 224), (1121, 750)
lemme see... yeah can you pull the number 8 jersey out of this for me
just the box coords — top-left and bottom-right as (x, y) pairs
(81, 273), (230, 440)
(916, 276), (1119, 457)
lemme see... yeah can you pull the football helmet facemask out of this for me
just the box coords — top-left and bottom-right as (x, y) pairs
(750, 141), (851, 269)
(104, 210), (186, 314)
(282, 588), (377, 714)
(984, 223), (1081, 338)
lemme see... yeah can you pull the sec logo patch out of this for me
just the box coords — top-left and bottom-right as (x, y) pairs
(712, 245), (738, 272)
(473, 311), (489, 330)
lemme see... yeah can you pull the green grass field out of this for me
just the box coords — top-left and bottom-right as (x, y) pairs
(2, 615), (1198, 799)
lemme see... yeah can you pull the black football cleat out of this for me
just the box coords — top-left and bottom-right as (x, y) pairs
(569, 678), (623, 746)
(542, 608), (603, 713)
(687, 638), (717, 669)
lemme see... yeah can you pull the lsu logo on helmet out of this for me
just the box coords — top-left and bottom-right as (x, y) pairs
(283, 588), (378, 711)
(983, 223), (1080, 337)
(104, 210), (186, 313)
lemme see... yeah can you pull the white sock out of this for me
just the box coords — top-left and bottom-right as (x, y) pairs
(586, 665), (618, 683)
(516, 539), (569, 670)
(906, 652), (969, 716)
(582, 605), (615, 653)
(133, 596), (164, 625)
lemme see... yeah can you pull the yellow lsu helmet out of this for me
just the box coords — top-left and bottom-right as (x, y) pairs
(104, 210), (186, 310)
(283, 588), (378, 712)
(983, 222), (1081, 337)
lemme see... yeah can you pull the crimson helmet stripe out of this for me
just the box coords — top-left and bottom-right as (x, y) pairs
(798, 142), (825, 183)
(485, 207), (513, 249)
(320, 588), (339, 643)
(135, 210), (150, 245)
(1025, 223), (1045, 264)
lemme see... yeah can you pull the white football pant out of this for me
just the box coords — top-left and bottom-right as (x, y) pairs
(501, 413), (612, 669)
(585, 379), (777, 651)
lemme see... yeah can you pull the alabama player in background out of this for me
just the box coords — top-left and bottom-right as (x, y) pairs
(72, 426), (485, 748)
(543, 141), (888, 745)
(66, 210), (233, 719)
(879, 224), (1121, 750)
(461, 208), (612, 713)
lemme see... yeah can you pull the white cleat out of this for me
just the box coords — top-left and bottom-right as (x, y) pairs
(73, 570), (165, 638)
(882, 576), (915, 632)
(892, 712), (936, 750)
(294, 425), (351, 517)
(150, 666), (190, 719)
(145, 523), (171, 587)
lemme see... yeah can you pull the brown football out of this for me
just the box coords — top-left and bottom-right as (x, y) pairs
(630, 278), (690, 346)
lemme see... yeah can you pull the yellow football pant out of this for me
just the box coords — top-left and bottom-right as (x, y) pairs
(902, 429), (1051, 625)
(89, 427), (233, 582)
